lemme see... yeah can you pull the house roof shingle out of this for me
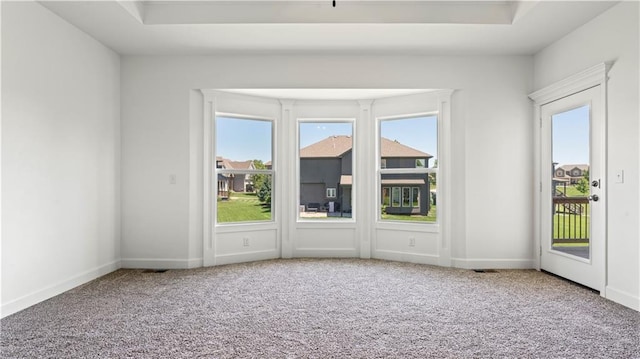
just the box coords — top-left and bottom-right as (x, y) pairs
(300, 135), (353, 158)
(299, 135), (432, 158)
(216, 158), (255, 170)
(380, 138), (431, 158)
(228, 160), (254, 170)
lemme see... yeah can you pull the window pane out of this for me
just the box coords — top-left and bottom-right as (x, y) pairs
(380, 115), (437, 223)
(382, 187), (390, 207)
(216, 117), (272, 165)
(551, 105), (590, 259)
(380, 116), (437, 169)
(216, 116), (273, 223)
(402, 188), (411, 207)
(299, 122), (353, 220)
(217, 173), (272, 223)
(412, 187), (419, 207)
(391, 187), (400, 207)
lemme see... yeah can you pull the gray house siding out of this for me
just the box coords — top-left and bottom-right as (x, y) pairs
(341, 151), (353, 175)
(300, 183), (325, 207)
(232, 175), (246, 192)
(300, 158), (342, 207)
(299, 156), (354, 212)
(385, 157), (430, 169)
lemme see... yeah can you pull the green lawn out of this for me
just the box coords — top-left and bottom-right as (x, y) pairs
(217, 192), (271, 223)
(556, 184), (588, 197)
(381, 205), (437, 223)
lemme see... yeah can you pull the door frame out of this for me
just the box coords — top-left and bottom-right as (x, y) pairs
(529, 63), (609, 291)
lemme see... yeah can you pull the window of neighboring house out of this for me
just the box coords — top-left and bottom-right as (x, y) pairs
(391, 187), (401, 207)
(215, 116), (273, 224)
(299, 120), (354, 220)
(412, 187), (420, 207)
(379, 115), (437, 223)
(381, 159), (387, 169)
(381, 187), (390, 207)
(402, 187), (411, 207)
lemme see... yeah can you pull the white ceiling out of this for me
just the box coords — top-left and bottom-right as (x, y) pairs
(39, 0), (618, 56)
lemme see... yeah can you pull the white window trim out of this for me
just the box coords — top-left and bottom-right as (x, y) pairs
(372, 90), (453, 267)
(201, 90), (281, 267)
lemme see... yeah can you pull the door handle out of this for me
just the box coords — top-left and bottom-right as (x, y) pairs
(588, 194), (599, 202)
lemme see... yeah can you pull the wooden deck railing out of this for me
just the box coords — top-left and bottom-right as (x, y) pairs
(553, 197), (589, 243)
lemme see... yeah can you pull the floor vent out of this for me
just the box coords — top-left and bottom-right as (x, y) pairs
(142, 269), (168, 273)
(473, 269), (498, 273)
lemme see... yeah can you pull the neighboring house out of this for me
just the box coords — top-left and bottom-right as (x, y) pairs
(216, 157), (256, 197)
(300, 135), (432, 216)
(555, 164), (589, 184)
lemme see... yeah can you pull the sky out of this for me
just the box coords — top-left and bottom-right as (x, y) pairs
(217, 115), (438, 164)
(216, 117), (273, 163)
(380, 116), (437, 165)
(217, 110), (588, 167)
(552, 105), (590, 166)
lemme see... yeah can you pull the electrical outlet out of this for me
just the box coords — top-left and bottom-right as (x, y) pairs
(409, 237), (416, 247)
(243, 237), (250, 247)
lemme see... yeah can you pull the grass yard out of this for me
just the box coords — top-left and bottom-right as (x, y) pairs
(381, 205), (437, 223)
(556, 184), (588, 197)
(217, 192), (271, 223)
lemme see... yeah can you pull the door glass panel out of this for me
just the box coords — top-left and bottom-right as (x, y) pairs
(551, 105), (590, 259)
(299, 122), (353, 220)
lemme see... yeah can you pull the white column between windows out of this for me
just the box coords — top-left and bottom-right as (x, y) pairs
(357, 100), (374, 258)
(279, 99), (295, 258)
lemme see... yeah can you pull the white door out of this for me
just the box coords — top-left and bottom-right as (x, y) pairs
(540, 86), (605, 292)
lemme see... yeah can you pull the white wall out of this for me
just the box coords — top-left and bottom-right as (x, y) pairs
(534, 1), (640, 310)
(121, 55), (534, 269)
(1, 2), (121, 317)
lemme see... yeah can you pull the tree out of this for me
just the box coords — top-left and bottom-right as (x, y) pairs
(250, 160), (268, 193)
(575, 169), (590, 195)
(428, 159), (438, 188)
(257, 175), (271, 204)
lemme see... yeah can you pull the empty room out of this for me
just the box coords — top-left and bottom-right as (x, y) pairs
(1, 0), (639, 357)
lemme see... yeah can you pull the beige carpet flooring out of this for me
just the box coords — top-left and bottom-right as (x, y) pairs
(1, 258), (639, 358)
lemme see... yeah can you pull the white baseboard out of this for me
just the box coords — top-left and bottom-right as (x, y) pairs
(292, 248), (358, 259)
(1, 260), (120, 319)
(120, 257), (203, 269)
(451, 258), (534, 269)
(605, 286), (640, 311)
(373, 250), (440, 266)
